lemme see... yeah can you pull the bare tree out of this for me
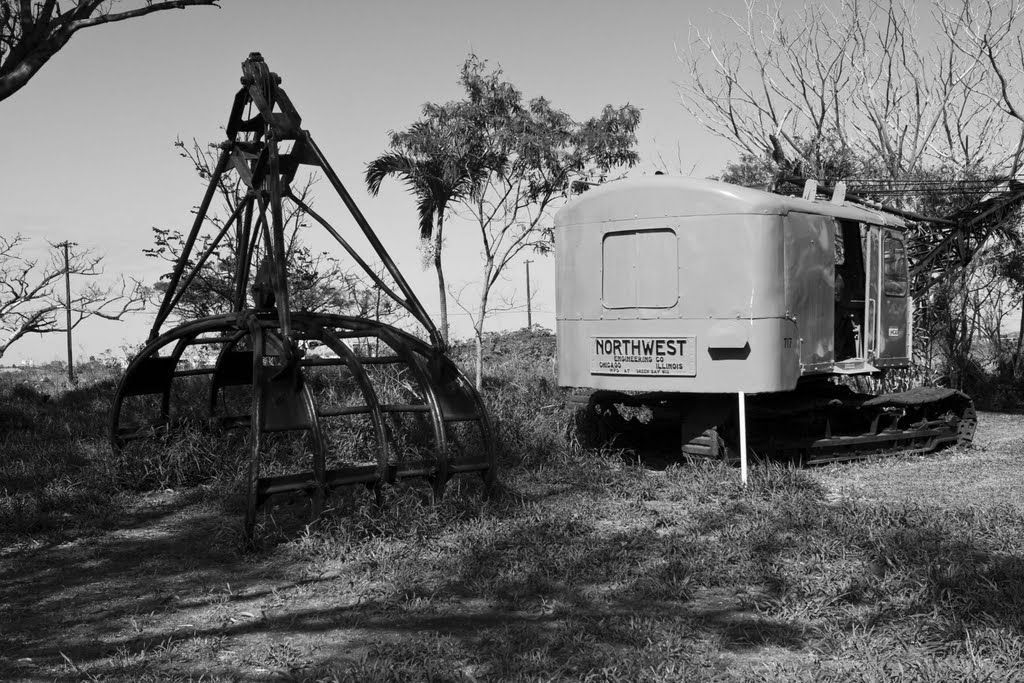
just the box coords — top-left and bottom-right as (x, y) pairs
(942, 0), (1024, 175)
(0, 0), (219, 103)
(0, 234), (146, 360)
(678, 0), (1019, 192)
(457, 176), (557, 390)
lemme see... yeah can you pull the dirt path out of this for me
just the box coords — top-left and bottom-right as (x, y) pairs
(2, 490), (794, 681)
(0, 490), (326, 680)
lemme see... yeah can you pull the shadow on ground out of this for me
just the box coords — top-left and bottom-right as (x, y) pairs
(3, 464), (1024, 682)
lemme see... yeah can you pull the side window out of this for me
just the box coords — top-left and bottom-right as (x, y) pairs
(883, 235), (908, 297)
(602, 228), (679, 309)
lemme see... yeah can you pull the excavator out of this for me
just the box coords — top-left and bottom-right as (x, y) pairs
(555, 174), (1022, 464)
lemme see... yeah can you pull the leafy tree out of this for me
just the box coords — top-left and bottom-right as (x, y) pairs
(407, 54), (640, 389)
(146, 229), (387, 319)
(985, 217), (1024, 376)
(365, 105), (488, 344)
(0, 0), (218, 102)
(456, 57), (641, 389)
(716, 152), (775, 189)
(0, 234), (146, 360)
(147, 139), (401, 323)
(716, 135), (862, 189)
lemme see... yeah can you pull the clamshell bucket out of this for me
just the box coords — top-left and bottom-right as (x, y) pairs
(111, 54), (495, 538)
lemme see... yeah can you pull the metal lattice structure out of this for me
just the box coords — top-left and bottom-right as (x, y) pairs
(111, 53), (495, 537)
(907, 180), (1024, 296)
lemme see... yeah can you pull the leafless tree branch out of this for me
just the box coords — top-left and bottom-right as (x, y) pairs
(0, 234), (147, 359)
(0, 0), (219, 102)
(679, 0), (1023, 193)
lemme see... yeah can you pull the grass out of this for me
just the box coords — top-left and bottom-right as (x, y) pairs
(2, 329), (1024, 681)
(814, 411), (1024, 510)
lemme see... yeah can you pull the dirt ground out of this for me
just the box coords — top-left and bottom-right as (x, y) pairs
(1, 411), (1021, 681)
(2, 493), (794, 680)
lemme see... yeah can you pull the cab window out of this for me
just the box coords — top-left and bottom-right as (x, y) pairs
(883, 236), (908, 297)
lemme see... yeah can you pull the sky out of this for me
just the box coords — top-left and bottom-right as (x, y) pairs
(1, 0), (744, 365)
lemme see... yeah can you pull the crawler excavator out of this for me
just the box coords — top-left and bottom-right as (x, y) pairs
(553, 175), (1023, 464)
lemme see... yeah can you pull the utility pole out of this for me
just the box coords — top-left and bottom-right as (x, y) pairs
(57, 241), (76, 384)
(524, 259), (533, 332)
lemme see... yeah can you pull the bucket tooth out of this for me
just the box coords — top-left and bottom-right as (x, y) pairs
(260, 373), (315, 432)
(120, 356), (177, 396)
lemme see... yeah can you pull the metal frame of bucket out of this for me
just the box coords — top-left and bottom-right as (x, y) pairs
(110, 53), (495, 538)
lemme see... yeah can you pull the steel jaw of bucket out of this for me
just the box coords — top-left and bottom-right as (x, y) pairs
(110, 310), (496, 538)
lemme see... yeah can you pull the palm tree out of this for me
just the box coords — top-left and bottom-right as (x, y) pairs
(365, 108), (486, 345)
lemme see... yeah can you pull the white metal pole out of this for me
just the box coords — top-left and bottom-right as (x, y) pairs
(738, 391), (748, 486)
(525, 259), (533, 331)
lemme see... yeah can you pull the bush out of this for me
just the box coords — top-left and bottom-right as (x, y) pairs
(449, 328), (572, 469)
(960, 361), (1024, 412)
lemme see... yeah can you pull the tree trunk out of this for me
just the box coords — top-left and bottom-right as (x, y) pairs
(473, 294), (487, 392)
(434, 213), (448, 345)
(473, 259), (494, 392)
(474, 328), (484, 392)
(0, 36), (68, 103)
